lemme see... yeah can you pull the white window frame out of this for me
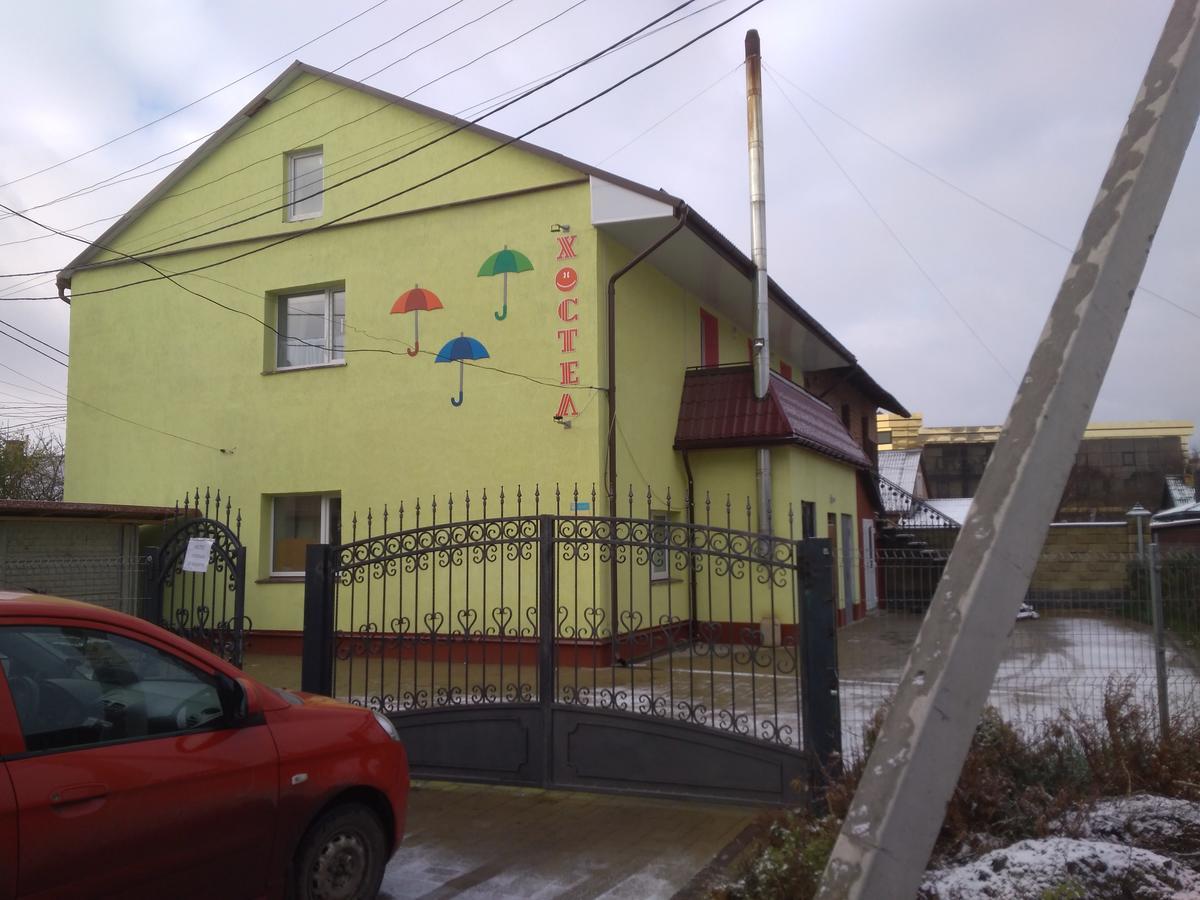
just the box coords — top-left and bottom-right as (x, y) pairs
(274, 287), (345, 371)
(286, 148), (323, 221)
(269, 493), (341, 577)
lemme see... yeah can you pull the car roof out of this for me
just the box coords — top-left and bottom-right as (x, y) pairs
(0, 591), (240, 675)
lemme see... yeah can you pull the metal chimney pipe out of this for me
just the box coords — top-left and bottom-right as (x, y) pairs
(746, 28), (772, 533)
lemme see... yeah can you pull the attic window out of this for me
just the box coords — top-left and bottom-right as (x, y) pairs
(286, 148), (323, 221)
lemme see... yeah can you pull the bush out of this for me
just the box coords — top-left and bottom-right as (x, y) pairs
(711, 679), (1200, 899)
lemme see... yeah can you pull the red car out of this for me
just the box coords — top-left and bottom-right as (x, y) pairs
(0, 591), (408, 900)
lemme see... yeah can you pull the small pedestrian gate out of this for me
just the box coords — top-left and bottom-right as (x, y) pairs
(147, 490), (249, 667)
(301, 495), (841, 805)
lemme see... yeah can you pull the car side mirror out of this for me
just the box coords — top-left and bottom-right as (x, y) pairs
(216, 672), (247, 724)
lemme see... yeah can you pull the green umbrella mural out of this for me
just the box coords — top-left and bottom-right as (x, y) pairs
(435, 333), (490, 407)
(390, 285), (443, 357)
(477, 245), (533, 321)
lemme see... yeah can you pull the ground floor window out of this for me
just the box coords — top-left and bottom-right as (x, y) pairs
(650, 512), (672, 580)
(270, 493), (341, 575)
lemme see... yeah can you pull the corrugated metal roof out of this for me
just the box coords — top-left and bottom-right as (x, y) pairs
(878, 449), (923, 494)
(1166, 475), (1196, 507)
(674, 366), (869, 467)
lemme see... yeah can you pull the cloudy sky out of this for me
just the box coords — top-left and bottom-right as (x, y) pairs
(1, 0), (1196, 446)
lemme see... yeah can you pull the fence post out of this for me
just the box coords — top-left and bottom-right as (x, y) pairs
(798, 538), (842, 803)
(537, 515), (557, 787)
(301, 543), (336, 696)
(1149, 541), (1170, 738)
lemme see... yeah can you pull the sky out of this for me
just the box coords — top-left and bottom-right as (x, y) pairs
(0, 0), (1197, 447)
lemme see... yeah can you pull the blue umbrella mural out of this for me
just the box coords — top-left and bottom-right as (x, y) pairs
(435, 333), (490, 407)
(478, 245), (533, 321)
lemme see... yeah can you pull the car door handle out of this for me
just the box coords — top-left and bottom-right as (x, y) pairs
(50, 783), (109, 806)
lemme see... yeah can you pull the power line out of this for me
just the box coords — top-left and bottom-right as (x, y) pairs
(0, 316), (67, 357)
(0, 0), (479, 226)
(0, 0), (398, 192)
(764, 64), (1200, 324)
(0, 326), (68, 368)
(112, 0), (597, 257)
(0, 0), (762, 448)
(83, 0), (701, 270)
(0, 0), (729, 267)
(56, 0), (755, 302)
(599, 59), (742, 162)
(765, 66), (1018, 383)
(0, 357), (225, 451)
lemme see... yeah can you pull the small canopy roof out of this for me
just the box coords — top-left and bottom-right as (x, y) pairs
(674, 365), (869, 468)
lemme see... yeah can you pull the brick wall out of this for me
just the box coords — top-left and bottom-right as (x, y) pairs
(1027, 522), (1136, 597)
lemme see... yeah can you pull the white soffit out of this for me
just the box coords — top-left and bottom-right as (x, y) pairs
(590, 176), (675, 225)
(591, 178), (849, 371)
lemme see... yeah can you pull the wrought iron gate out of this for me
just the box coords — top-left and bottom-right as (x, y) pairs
(147, 490), (249, 667)
(301, 491), (840, 804)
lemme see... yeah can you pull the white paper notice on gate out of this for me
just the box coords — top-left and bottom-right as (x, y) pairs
(182, 537), (215, 573)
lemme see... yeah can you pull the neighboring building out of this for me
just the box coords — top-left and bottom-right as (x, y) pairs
(1152, 500), (1200, 547)
(58, 62), (904, 640)
(877, 413), (1194, 521)
(0, 500), (176, 615)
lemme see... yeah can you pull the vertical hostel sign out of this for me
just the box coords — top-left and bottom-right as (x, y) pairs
(554, 233), (579, 418)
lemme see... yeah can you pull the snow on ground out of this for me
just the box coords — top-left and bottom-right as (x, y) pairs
(919, 837), (1200, 899)
(1064, 794), (1200, 872)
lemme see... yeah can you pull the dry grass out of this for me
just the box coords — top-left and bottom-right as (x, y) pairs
(711, 678), (1200, 899)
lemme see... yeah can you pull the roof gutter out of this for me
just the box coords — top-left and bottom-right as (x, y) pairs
(56, 275), (70, 306)
(605, 204), (689, 510)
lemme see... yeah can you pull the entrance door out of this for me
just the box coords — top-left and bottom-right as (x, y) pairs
(840, 513), (858, 613)
(862, 520), (878, 612)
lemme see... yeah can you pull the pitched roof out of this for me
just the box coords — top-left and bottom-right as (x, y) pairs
(674, 366), (869, 467)
(878, 449), (923, 495)
(806, 365), (910, 417)
(1165, 475), (1197, 508)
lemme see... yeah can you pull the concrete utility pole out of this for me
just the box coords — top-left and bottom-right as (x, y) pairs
(817, 3), (1200, 898)
(745, 28), (772, 535)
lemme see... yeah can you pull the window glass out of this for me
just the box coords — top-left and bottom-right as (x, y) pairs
(650, 514), (669, 580)
(276, 289), (344, 369)
(331, 290), (346, 360)
(288, 150), (323, 220)
(0, 626), (225, 754)
(277, 292), (328, 368)
(272, 495), (323, 573)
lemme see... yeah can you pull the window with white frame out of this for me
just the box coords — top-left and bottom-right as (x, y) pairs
(286, 148), (323, 220)
(275, 288), (345, 369)
(650, 513), (671, 581)
(270, 493), (341, 576)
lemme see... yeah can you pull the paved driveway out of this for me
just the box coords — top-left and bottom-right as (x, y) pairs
(381, 781), (758, 899)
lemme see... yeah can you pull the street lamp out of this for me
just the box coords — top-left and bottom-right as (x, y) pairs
(1126, 502), (1152, 561)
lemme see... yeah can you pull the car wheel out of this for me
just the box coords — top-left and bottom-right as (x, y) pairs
(292, 804), (387, 900)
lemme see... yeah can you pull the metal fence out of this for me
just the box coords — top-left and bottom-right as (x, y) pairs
(0, 554), (151, 617)
(839, 544), (1200, 758)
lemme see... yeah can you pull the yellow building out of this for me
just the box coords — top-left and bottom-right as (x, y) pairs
(58, 62), (905, 660)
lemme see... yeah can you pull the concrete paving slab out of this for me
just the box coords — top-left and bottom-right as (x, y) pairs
(380, 781), (758, 900)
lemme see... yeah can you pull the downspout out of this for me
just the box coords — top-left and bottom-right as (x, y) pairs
(605, 205), (689, 662)
(745, 29), (772, 535)
(56, 276), (71, 305)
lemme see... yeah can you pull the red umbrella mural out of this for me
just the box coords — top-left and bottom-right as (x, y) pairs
(478, 245), (533, 321)
(435, 333), (490, 407)
(390, 285), (443, 357)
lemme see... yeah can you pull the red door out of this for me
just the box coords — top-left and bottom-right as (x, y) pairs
(0, 623), (278, 900)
